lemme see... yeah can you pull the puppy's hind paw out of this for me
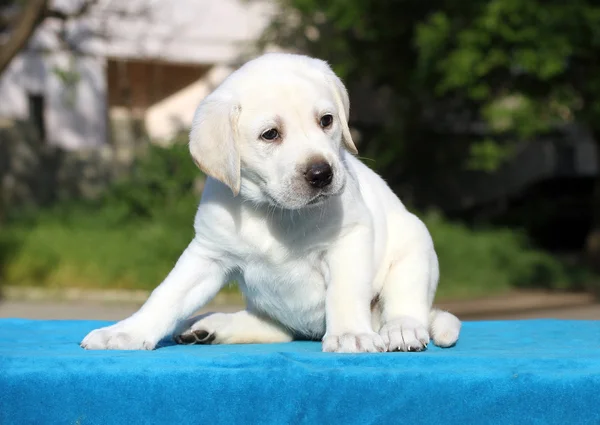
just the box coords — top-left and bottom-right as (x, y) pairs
(174, 329), (216, 345)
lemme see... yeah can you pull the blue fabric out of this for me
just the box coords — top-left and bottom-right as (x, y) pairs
(1, 319), (599, 425)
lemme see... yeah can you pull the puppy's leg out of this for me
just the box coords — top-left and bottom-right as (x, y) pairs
(173, 310), (293, 345)
(81, 239), (228, 350)
(378, 249), (438, 352)
(322, 226), (386, 353)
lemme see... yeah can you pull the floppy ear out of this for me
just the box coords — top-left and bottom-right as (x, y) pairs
(189, 94), (242, 195)
(326, 72), (358, 155)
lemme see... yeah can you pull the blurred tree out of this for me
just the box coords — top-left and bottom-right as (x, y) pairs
(263, 0), (600, 272)
(0, 0), (103, 75)
(0, 0), (47, 74)
(417, 1), (600, 271)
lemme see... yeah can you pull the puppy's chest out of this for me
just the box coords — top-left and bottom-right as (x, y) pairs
(232, 214), (337, 337)
(240, 249), (329, 338)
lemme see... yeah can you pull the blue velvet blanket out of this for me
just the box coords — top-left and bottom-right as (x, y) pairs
(1, 318), (599, 425)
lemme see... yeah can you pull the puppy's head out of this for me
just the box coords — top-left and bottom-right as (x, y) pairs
(189, 53), (357, 209)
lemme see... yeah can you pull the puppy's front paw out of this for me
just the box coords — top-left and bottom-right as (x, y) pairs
(380, 316), (430, 352)
(80, 320), (157, 350)
(322, 332), (386, 353)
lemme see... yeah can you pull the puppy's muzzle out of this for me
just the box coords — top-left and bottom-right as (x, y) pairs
(304, 161), (333, 189)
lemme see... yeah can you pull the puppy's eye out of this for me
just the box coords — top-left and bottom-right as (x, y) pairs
(261, 129), (280, 141)
(320, 114), (333, 129)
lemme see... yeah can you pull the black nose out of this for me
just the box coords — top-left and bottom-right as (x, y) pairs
(305, 161), (333, 188)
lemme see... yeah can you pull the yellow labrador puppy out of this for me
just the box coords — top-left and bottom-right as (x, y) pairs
(82, 53), (461, 353)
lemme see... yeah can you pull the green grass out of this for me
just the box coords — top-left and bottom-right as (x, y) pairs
(1, 198), (196, 290)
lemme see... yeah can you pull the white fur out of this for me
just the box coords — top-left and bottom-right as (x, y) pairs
(81, 53), (461, 353)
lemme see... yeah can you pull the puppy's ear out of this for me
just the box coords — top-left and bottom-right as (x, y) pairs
(189, 94), (242, 195)
(327, 73), (358, 155)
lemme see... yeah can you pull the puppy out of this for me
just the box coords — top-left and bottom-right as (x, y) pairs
(81, 53), (461, 353)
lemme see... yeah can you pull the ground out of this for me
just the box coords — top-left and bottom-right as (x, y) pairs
(0, 291), (598, 321)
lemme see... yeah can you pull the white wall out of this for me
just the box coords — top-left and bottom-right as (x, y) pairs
(0, 51), (106, 149)
(0, 53), (45, 120)
(95, 0), (275, 64)
(45, 53), (107, 149)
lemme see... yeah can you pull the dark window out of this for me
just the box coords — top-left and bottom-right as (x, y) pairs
(28, 93), (45, 141)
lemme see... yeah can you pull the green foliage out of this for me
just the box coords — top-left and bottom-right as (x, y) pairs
(419, 0), (600, 155)
(101, 133), (200, 223)
(1, 140), (202, 290)
(424, 211), (587, 300)
(467, 139), (514, 172)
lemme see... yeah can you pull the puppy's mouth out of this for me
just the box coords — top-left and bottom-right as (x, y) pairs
(307, 193), (328, 206)
(306, 182), (345, 207)
(261, 179), (345, 210)
(264, 188), (339, 210)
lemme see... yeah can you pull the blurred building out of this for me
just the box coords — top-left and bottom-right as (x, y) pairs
(0, 0), (275, 150)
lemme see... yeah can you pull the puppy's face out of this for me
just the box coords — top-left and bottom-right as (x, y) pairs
(189, 54), (357, 210)
(235, 77), (347, 209)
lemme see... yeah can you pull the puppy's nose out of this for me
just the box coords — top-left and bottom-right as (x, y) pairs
(305, 161), (333, 188)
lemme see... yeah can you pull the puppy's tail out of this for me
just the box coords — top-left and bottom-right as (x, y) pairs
(429, 308), (461, 347)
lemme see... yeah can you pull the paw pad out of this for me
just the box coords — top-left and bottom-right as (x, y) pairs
(174, 330), (216, 345)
